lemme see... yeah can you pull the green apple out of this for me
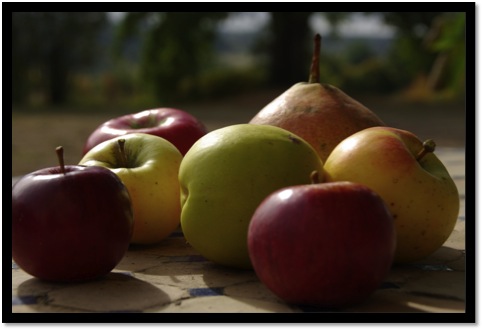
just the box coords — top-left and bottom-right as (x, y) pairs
(323, 127), (460, 263)
(179, 124), (324, 269)
(79, 133), (183, 245)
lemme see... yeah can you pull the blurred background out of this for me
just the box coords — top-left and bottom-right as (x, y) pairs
(12, 12), (467, 176)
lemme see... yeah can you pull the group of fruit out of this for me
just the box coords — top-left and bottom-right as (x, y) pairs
(12, 34), (460, 309)
(12, 108), (207, 282)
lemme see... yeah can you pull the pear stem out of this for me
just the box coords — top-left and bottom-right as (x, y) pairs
(118, 139), (128, 167)
(308, 33), (321, 84)
(56, 146), (66, 175)
(310, 170), (320, 184)
(416, 139), (436, 161)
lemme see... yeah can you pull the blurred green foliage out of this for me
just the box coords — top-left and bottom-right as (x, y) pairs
(318, 12), (467, 100)
(113, 12), (229, 103)
(11, 12), (468, 110)
(426, 12), (466, 94)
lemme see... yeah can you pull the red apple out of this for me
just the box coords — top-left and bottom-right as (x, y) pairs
(83, 108), (207, 155)
(12, 147), (134, 282)
(247, 178), (396, 308)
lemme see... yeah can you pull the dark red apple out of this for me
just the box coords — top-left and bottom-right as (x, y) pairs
(12, 147), (134, 282)
(82, 108), (207, 156)
(247, 178), (396, 308)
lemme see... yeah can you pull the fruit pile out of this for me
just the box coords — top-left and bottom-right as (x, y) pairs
(12, 34), (459, 309)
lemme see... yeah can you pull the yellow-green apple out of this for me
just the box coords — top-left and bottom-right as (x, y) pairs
(83, 108), (207, 156)
(79, 133), (183, 245)
(12, 147), (134, 282)
(248, 179), (396, 308)
(323, 127), (460, 263)
(249, 34), (384, 162)
(179, 124), (324, 269)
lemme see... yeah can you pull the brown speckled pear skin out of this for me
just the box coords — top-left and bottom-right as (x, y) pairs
(249, 81), (385, 162)
(249, 34), (385, 162)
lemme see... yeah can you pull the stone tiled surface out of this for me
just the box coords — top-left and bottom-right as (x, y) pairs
(10, 147), (469, 316)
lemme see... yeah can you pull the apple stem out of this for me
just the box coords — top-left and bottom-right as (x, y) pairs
(310, 170), (320, 184)
(416, 139), (436, 161)
(118, 139), (128, 167)
(56, 146), (66, 175)
(308, 33), (321, 84)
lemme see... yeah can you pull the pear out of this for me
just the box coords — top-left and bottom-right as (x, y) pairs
(249, 34), (385, 162)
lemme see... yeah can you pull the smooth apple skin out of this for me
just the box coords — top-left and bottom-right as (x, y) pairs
(324, 127), (460, 263)
(80, 133), (183, 245)
(12, 165), (134, 282)
(83, 108), (207, 156)
(179, 124), (324, 269)
(248, 182), (396, 308)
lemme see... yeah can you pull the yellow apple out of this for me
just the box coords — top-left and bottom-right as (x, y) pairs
(79, 133), (183, 245)
(179, 124), (324, 269)
(323, 127), (460, 263)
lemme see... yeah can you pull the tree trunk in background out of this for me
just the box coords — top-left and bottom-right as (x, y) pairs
(268, 12), (312, 87)
(48, 47), (69, 105)
(11, 12), (107, 107)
